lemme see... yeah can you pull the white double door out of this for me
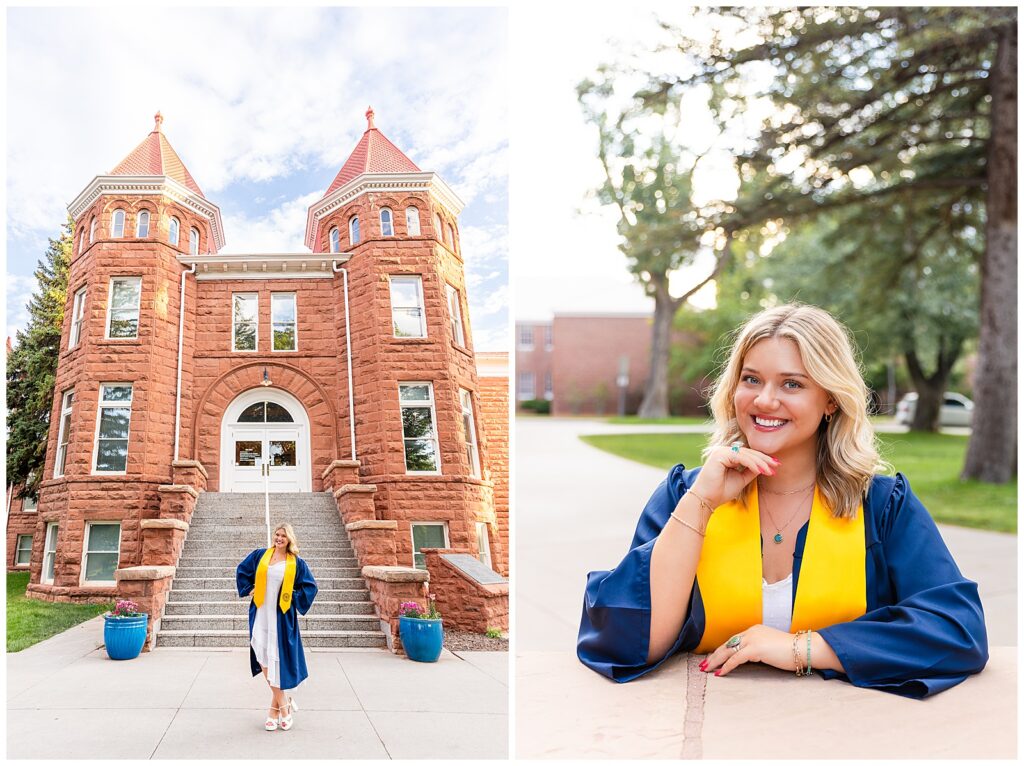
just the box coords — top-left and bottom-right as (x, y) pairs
(228, 424), (306, 493)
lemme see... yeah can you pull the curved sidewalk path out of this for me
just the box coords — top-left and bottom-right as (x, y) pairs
(515, 417), (1016, 759)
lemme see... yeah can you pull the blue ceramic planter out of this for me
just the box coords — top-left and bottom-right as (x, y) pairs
(399, 616), (443, 662)
(103, 614), (148, 660)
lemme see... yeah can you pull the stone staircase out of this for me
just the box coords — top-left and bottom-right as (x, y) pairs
(156, 492), (387, 649)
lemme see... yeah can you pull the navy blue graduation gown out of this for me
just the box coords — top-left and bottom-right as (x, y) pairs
(236, 549), (319, 691)
(578, 466), (988, 698)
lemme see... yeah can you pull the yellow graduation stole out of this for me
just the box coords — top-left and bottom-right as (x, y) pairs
(252, 548), (297, 613)
(693, 483), (866, 653)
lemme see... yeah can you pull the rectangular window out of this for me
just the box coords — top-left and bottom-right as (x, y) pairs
(446, 284), (466, 346)
(544, 325), (553, 351)
(518, 325), (534, 350)
(271, 293), (297, 351)
(518, 372), (536, 400)
(22, 494), (37, 512)
(460, 388), (481, 478)
(42, 523), (58, 584)
(94, 383), (133, 473)
(476, 522), (492, 569)
(105, 277), (142, 339)
(544, 371), (554, 400)
(82, 522), (120, 584)
(232, 293), (258, 351)
(54, 390), (74, 478)
(399, 383), (440, 473)
(15, 535), (33, 567)
(390, 276), (426, 338)
(70, 287), (87, 349)
(411, 522), (448, 570)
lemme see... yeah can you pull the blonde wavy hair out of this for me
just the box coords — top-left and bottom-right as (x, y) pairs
(703, 304), (890, 518)
(273, 523), (301, 556)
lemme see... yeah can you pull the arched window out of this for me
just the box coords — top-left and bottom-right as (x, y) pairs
(89, 217), (97, 244)
(434, 213), (443, 242)
(77, 229), (85, 255)
(136, 210), (150, 238)
(190, 227), (200, 255)
(329, 227), (340, 253)
(349, 216), (360, 245)
(169, 217), (180, 246)
(406, 207), (420, 236)
(111, 210), (125, 238)
(380, 208), (394, 237)
(448, 224), (456, 248)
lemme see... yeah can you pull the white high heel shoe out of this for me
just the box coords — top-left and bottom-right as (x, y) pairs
(264, 705), (280, 731)
(279, 696), (298, 731)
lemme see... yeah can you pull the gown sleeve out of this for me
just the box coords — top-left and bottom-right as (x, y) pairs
(235, 548), (262, 598)
(292, 558), (319, 615)
(577, 464), (705, 682)
(816, 473), (989, 698)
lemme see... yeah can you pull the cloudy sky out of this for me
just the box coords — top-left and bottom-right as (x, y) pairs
(6, 6), (508, 351)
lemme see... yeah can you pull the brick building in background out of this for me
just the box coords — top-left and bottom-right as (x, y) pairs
(515, 321), (553, 405)
(11, 109), (509, 647)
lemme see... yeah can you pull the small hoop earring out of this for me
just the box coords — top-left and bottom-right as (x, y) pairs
(825, 412), (833, 423)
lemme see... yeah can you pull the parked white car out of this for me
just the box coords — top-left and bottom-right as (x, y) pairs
(895, 392), (974, 427)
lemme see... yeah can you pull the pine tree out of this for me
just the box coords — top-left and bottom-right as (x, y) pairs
(6, 217), (73, 498)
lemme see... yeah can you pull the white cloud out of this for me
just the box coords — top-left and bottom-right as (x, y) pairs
(6, 274), (39, 340)
(220, 191), (323, 253)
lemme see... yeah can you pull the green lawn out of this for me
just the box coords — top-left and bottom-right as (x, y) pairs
(605, 416), (710, 425)
(6, 573), (111, 653)
(579, 432), (1016, 533)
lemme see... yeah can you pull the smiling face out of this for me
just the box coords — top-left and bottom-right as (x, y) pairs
(733, 336), (836, 459)
(273, 527), (289, 550)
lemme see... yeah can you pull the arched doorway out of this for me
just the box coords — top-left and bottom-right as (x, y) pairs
(219, 388), (311, 493)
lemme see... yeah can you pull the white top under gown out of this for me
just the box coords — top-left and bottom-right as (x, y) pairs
(762, 572), (794, 633)
(250, 561), (286, 687)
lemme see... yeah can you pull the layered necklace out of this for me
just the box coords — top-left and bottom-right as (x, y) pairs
(759, 479), (815, 544)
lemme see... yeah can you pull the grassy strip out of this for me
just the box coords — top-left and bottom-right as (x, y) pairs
(579, 432), (1016, 533)
(6, 573), (112, 653)
(605, 416), (711, 426)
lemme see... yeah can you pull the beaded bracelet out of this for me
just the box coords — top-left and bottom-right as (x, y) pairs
(805, 631), (813, 676)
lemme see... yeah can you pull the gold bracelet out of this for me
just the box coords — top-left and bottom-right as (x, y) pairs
(793, 630), (812, 676)
(686, 490), (714, 519)
(668, 511), (705, 537)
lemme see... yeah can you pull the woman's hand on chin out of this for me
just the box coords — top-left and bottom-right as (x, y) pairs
(698, 624), (798, 676)
(691, 446), (780, 508)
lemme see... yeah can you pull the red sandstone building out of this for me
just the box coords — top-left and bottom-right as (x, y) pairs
(10, 109), (508, 648)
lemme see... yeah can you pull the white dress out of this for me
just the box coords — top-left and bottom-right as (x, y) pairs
(250, 561), (286, 687)
(762, 572), (794, 633)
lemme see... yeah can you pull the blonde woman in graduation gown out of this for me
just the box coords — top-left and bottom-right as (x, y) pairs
(237, 523), (318, 730)
(578, 304), (988, 699)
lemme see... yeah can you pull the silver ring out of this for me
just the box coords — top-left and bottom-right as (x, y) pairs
(726, 634), (742, 650)
(730, 441), (743, 454)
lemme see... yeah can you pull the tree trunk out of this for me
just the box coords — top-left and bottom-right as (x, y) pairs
(904, 344), (961, 432)
(962, 22), (1018, 483)
(637, 279), (678, 418)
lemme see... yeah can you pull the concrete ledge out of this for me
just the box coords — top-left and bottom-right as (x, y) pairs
(114, 566), (176, 581)
(334, 484), (377, 498)
(140, 519), (189, 531)
(362, 566), (429, 583)
(321, 459), (361, 479)
(171, 459), (208, 478)
(347, 520), (397, 532)
(157, 484), (199, 498)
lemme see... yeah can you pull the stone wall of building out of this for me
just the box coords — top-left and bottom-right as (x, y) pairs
(6, 491), (37, 573)
(477, 361), (509, 577)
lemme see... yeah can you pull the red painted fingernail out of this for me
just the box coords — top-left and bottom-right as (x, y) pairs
(714, 670), (722, 676)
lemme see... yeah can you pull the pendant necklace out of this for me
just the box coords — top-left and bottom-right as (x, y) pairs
(760, 481), (814, 544)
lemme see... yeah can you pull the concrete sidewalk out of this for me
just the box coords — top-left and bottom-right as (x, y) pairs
(8, 616), (507, 759)
(516, 417), (1017, 759)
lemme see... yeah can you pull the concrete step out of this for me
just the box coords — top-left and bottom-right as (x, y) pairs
(179, 544), (354, 556)
(175, 565), (363, 579)
(172, 576), (366, 590)
(176, 555), (359, 569)
(160, 614), (381, 632)
(164, 600), (376, 616)
(156, 630), (387, 649)
(183, 532), (351, 543)
(166, 588), (370, 603)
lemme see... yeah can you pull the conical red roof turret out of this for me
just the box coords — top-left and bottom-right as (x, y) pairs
(109, 111), (205, 197)
(324, 106), (420, 195)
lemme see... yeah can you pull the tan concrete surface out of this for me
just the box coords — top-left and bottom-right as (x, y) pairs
(517, 649), (1016, 759)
